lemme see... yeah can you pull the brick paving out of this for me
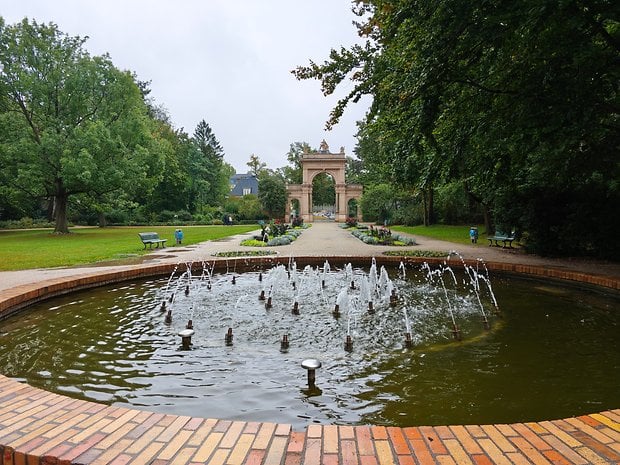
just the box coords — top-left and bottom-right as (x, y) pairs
(1, 223), (619, 464)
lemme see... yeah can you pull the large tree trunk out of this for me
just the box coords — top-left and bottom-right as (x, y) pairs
(53, 190), (70, 234)
(422, 187), (435, 226)
(427, 187), (435, 225)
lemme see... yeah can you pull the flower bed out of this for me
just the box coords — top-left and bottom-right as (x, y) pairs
(241, 223), (307, 247)
(213, 250), (278, 257)
(350, 225), (416, 246)
(383, 250), (446, 258)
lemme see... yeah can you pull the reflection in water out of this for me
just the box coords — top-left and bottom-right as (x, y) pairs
(0, 262), (618, 428)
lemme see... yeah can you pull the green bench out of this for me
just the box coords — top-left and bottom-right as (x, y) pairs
(138, 232), (167, 249)
(487, 231), (516, 248)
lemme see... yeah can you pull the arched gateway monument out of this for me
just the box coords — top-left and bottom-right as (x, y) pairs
(285, 140), (363, 223)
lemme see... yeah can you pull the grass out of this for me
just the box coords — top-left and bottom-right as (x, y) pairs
(0, 225), (258, 271)
(390, 224), (486, 246)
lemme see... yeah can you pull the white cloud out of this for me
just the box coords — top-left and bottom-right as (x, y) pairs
(1, 0), (371, 171)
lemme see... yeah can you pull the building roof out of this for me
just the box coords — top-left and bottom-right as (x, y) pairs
(229, 173), (259, 197)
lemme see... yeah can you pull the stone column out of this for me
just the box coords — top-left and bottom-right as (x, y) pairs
(335, 184), (347, 222)
(300, 184), (312, 222)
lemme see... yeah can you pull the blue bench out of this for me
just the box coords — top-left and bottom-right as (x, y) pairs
(487, 231), (516, 248)
(138, 232), (167, 249)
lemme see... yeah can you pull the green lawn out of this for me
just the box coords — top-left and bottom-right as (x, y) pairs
(0, 225), (258, 271)
(390, 224), (487, 246)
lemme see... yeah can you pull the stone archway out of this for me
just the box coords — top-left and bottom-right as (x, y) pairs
(286, 140), (363, 223)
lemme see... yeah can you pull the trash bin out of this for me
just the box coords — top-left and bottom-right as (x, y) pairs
(174, 229), (184, 245)
(469, 227), (478, 244)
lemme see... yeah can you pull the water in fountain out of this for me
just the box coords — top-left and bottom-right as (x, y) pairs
(1, 257), (618, 428)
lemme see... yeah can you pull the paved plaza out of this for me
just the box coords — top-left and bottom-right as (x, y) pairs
(0, 222), (618, 464)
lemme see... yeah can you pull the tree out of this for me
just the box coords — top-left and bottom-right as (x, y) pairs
(293, 0), (620, 258)
(257, 170), (286, 219)
(246, 154), (266, 176)
(282, 141), (312, 184)
(145, 123), (193, 213)
(237, 194), (264, 220)
(345, 154), (366, 184)
(360, 183), (396, 224)
(192, 120), (227, 207)
(0, 18), (158, 233)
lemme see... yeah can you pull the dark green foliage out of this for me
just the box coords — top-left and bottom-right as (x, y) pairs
(282, 142), (311, 184)
(0, 18), (232, 229)
(0, 18), (159, 233)
(258, 170), (287, 219)
(312, 172), (336, 206)
(293, 0), (620, 258)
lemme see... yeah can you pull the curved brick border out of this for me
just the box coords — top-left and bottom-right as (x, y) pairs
(1, 256), (619, 464)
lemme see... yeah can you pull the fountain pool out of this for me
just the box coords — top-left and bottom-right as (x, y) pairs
(0, 258), (618, 429)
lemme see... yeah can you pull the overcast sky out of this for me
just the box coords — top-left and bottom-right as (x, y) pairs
(1, 0), (371, 172)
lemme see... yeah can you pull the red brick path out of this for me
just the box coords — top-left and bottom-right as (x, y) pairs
(1, 376), (618, 464)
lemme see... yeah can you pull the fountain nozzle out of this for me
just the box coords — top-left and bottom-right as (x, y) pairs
(178, 329), (194, 350)
(344, 335), (353, 352)
(184, 285), (190, 296)
(259, 272), (263, 282)
(225, 328), (234, 346)
(390, 289), (397, 307)
(160, 301), (166, 312)
(265, 296), (273, 309)
(350, 280), (355, 290)
(405, 332), (413, 348)
(292, 301), (300, 315)
(368, 301), (374, 314)
(164, 309), (172, 324)
(333, 304), (340, 318)
(452, 324), (462, 341)
(232, 276), (236, 285)
(281, 334), (290, 351)
(301, 359), (321, 387)
(258, 290), (265, 301)
(186, 319), (193, 330)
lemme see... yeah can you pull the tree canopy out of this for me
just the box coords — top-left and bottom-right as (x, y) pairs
(0, 18), (159, 232)
(0, 17), (233, 228)
(293, 0), (620, 258)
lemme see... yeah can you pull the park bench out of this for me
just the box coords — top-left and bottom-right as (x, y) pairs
(138, 232), (167, 249)
(487, 230), (516, 248)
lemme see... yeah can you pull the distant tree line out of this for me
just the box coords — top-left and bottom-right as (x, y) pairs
(294, 0), (619, 258)
(0, 18), (233, 231)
